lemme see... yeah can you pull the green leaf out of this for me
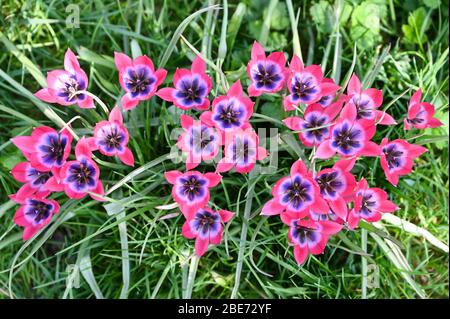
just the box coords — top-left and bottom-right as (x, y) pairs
(351, 2), (382, 48)
(423, 0), (441, 9)
(402, 7), (431, 45)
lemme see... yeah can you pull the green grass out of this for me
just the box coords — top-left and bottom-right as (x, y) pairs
(0, 0), (448, 299)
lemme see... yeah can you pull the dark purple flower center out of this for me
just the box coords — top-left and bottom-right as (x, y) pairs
(58, 75), (86, 102)
(382, 144), (404, 170)
(281, 176), (312, 210)
(302, 114), (329, 142)
(191, 210), (220, 236)
(318, 94), (333, 107)
(175, 77), (207, 106)
(26, 199), (52, 224)
(316, 171), (344, 198)
(360, 192), (376, 216)
(125, 67), (155, 97)
(331, 123), (362, 155)
(407, 110), (425, 125)
(39, 133), (68, 167)
(213, 101), (244, 129)
(66, 159), (96, 190)
(99, 125), (125, 152)
(253, 63), (282, 90)
(179, 176), (206, 201)
(291, 75), (319, 102)
(232, 138), (255, 164)
(291, 221), (319, 245)
(352, 95), (373, 119)
(27, 168), (52, 187)
(189, 126), (216, 154)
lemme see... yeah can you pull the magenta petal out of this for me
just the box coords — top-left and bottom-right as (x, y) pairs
(121, 94), (139, 111)
(64, 48), (81, 73)
(216, 158), (234, 173)
(118, 147), (135, 167)
(75, 138), (93, 159)
(228, 80), (244, 97)
(293, 245), (309, 265)
(261, 198), (284, 216)
(251, 41), (266, 60)
(191, 55), (206, 74)
(180, 114), (194, 130)
(109, 105), (123, 124)
(182, 221), (196, 239)
(34, 88), (57, 103)
(78, 96), (95, 109)
(205, 172), (221, 187)
(12, 136), (35, 153)
(329, 197), (348, 220)
(194, 237), (209, 257)
(155, 68), (168, 86)
(347, 74), (361, 95)
(314, 141), (335, 159)
(156, 87), (175, 102)
(218, 209), (234, 223)
(114, 52), (133, 73)
(89, 180), (105, 202)
(11, 162), (29, 182)
(164, 170), (182, 184)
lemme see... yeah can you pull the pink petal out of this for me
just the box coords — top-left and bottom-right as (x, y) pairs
(261, 198), (284, 216)
(251, 41), (266, 60)
(314, 141), (335, 159)
(64, 48), (81, 74)
(209, 230), (223, 245)
(45, 176), (65, 192)
(329, 197), (348, 220)
(320, 220), (343, 235)
(114, 52), (133, 73)
(109, 105), (123, 124)
(360, 141), (381, 157)
(347, 73), (361, 95)
(340, 103), (357, 122)
(289, 54), (303, 71)
(320, 82), (340, 96)
(247, 84), (262, 97)
(267, 52), (286, 67)
(293, 245), (309, 265)
(364, 88), (383, 107)
(180, 114), (194, 129)
(309, 235), (328, 255)
(22, 227), (39, 241)
(334, 157), (356, 172)
(257, 146), (268, 160)
(134, 55), (155, 72)
(156, 87), (175, 102)
(155, 68), (168, 86)
(228, 80), (244, 98)
(11, 162), (30, 182)
(191, 55), (206, 74)
(121, 94), (139, 111)
(283, 116), (303, 130)
(173, 68), (191, 86)
(216, 158), (234, 173)
(346, 209), (360, 229)
(195, 99), (210, 111)
(118, 147), (135, 167)
(75, 138), (93, 160)
(408, 144), (427, 158)
(305, 65), (323, 82)
(218, 209), (235, 223)
(34, 88), (57, 103)
(199, 111), (214, 127)
(428, 117), (443, 128)
(290, 159), (308, 176)
(194, 237), (209, 257)
(181, 221), (196, 239)
(205, 172), (221, 187)
(410, 89), (422, 107)
(378, 200), (398, 213)
(78, 96), (95, 109)
(375, 111), (397, 125)
(313, 196), (329, 214)
(11, 136), (35, 153)
(164, 170), (182, 184)
(90, 180), (105, 202)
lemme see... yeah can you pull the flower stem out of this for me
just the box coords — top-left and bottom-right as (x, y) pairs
(183, 255), (199, 299)
(72, 90), (109, 115)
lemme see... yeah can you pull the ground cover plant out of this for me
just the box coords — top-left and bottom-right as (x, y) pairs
(0, 0), (448, 299)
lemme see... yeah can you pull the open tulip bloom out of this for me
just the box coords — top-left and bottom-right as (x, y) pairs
(86, 106), (134, 167)
(216, 128), (268, 174)
(284, 54), (340, 111)
(35, 48), (95, 109)
(345, 74), (396, 125)
(10, 161), (53, 203)
(176, 114), (222, 170)
(182, 207), (234, 257)
(114, 52), (167, 111)
(164, 170), (222, 218)
(13, 197), (60, 240)
(200, 80), (254, 133)
(404, 89), (443, 130)
(347, 178), (398, 229)
(247, 41), (287, 97)
(157, 55), (212, 111)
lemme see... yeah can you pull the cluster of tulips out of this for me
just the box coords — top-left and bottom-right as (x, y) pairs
(8, 41), (442, 265)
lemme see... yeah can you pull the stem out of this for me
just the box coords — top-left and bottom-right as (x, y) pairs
(183, 255), (199, 299)
(231, 170), (256, 298)
(361, 228), (368, 299)
(286, 0), (302, 61)
(71, 90), (109, 115)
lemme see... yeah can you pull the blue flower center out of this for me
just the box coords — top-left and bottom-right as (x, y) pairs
(253, 63), (282, 89)
(382, 144), (404, 170)
(39, 133), (68, 167)
(125, 67), (155, 97)
(26, 199), (52, 224)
